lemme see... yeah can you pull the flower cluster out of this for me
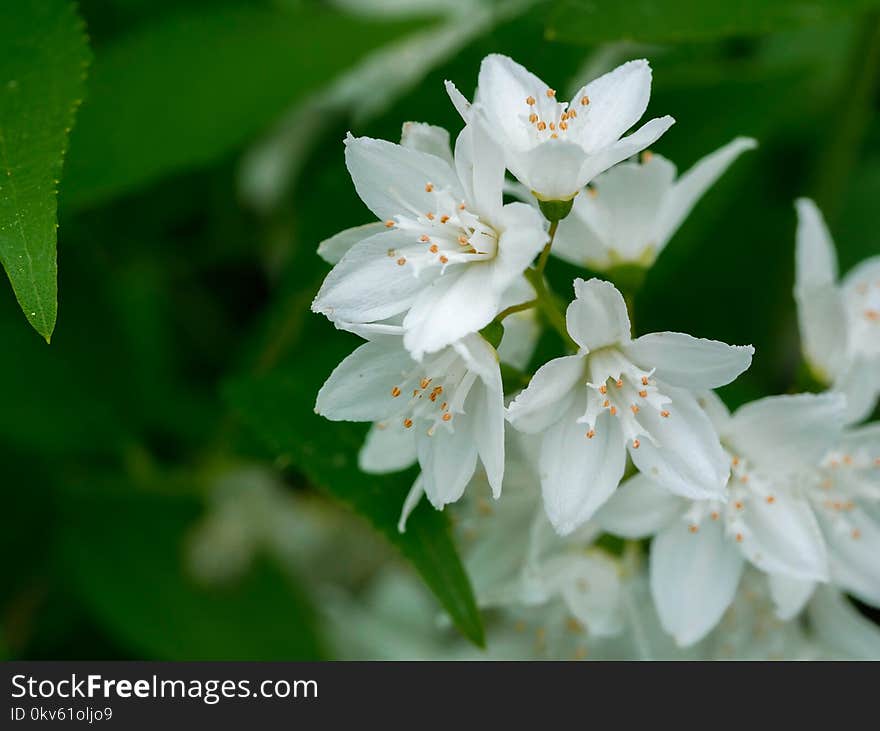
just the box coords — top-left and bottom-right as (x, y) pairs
(312, 54), (880, 654)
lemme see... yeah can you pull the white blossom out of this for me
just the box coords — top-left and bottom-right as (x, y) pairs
(445, 54), (675, 203)
(803, 422), (880, 608)
(312, 121), (546, 360)
(506, 277), (753, 534)
(316, 331), (504, 511)
(795, 198), (880, 423)
(598, 392), (839, 645)
(553, 137), (756, 270)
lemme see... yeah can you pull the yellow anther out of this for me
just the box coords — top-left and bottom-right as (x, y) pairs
(546, 88), (556, 98)
(391, 386), (401, 398)
(580, 95), (589, 105)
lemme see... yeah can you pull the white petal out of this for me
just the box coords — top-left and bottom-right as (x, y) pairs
(808, 586), (880, 659)
(539, 404), (627, 535)
(695, 389), (732, 433)
(622, 332), (753, 390)
(577, 116), (676, 186)
(312, 229), (438, 324)
(767, 573), (815, 620)
(402, 265), (499, 360)
(400, 121), (454, 166)
(551, 192), (612, 269)
(417, 420), (479, 509)
(596, 472), (685, 539)
(452, 332), (500, 384)
(453, 120), (505, 220)
(318, 222), (387, 265)
(519, 140), (588, 200)
(726, 392), (848, 471)
(795, 198), (838, 288)
(824, 508), (880, 606)
(544, 553), (624, 637)
(497, 309), (540, 371)
(475, 54), (549, 150)
(359, 421), (417, 474)
(566, 277), (631, 351)
(456, 337), (505, 498)
(444, 79), (471, 121)
(834, 355), (880, 425)
(574, 59), (654, 152)
(397, 474), (425, 533)
(740, 490), (828, 581)
(505, 354), (585, 434)
(653, 137), (757, 250)
(579, 155), (676, 263)
(494, 202), (549, 282)
(629, 386), (729, 500)
(796, 284), (847, 382)
(315, 338), (413, 422)
(650, 516), (745, 646)
(344, 134), (462, 221)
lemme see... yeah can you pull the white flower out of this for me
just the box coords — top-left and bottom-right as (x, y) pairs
(451, 432), (624, 658)
(506, 277), (753, 535)
(553, 137), (757, 270)
(804, 422), (880, 608)
(598, 392), (838, 646)
(315, 331), (504, 511)
(312, 120), (547, 360)
(445, 54), (675, 203)
(795, 198), (880, 423)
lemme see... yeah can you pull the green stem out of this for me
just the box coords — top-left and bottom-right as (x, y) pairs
(535, 219), (558, 275)
(495, 298), (538, 323)
(523, 267), (576, 350)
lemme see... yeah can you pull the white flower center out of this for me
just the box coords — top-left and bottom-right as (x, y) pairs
(577, 347), (671, 447)
(844, 276), (880, 359)
(683, 456), (775, 548)
(805, 449), (880, 542)
(517, 88), (591, 145)
(383, 183), (498, 276)
(381, 349), (477, 436)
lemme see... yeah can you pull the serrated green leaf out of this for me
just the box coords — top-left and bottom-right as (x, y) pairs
(543, 0), (880, 44)
(59, 486), (324, 660)
(63, 5), (424, 209)
(225, 370), (486, 648)
(0, 0), (90, 341)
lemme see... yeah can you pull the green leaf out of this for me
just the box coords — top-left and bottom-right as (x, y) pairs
(543, 0), (880, 44)
(59, 485), (324, 660)
(225, 369), (486, 648)
(63, 5), (423, 209)
(0, 0), (89, 341)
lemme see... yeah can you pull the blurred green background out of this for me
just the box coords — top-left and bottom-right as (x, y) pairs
(2, 0), (879, 660)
